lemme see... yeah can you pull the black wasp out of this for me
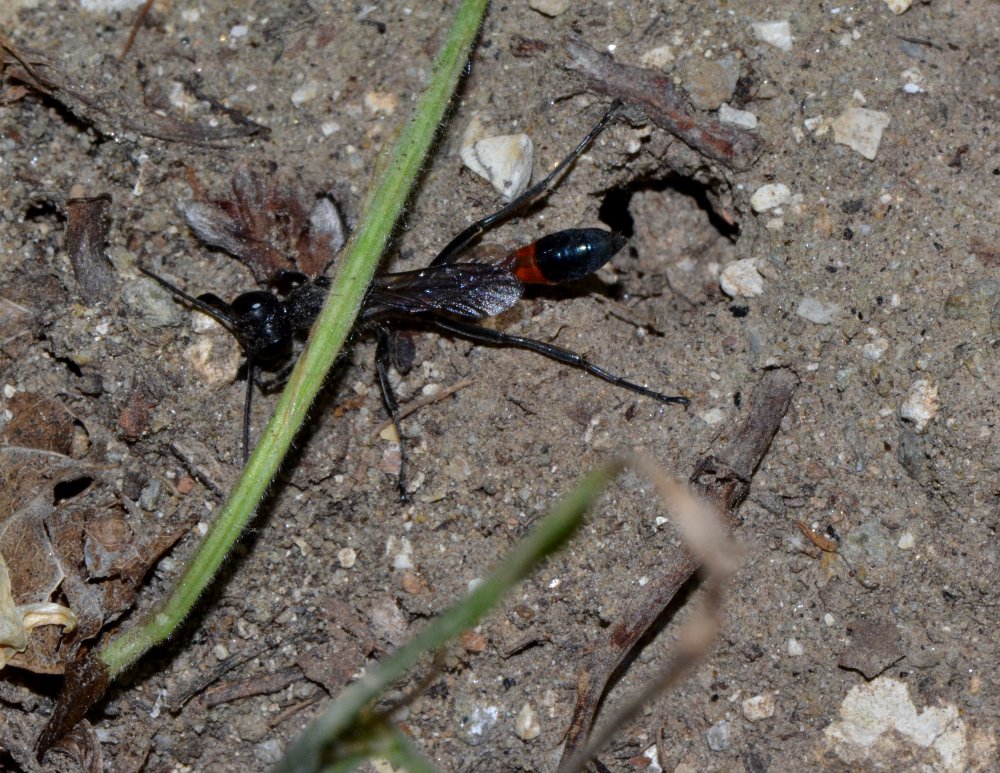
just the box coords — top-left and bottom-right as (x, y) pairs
(140, 100), (689, 498)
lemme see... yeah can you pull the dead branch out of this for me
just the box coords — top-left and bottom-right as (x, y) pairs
(564, 36), (763, 171)
(1, 38), (264, 145)
(558, 368), (797, 768)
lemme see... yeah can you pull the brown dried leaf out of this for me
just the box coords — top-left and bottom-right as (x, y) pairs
(48, 719), (104, 773)
(1, 392), (76, 455)
(0, 553), (76, 669)
(36, 645), (110, 761)
(183, 167), (345, 281)
(0, 449), (94, 673)
(0, 447), (187, 674)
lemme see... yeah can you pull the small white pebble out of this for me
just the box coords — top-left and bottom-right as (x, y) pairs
(229, 24), (248, 38)
(751, 20), (793, 51)
(3, 384), (16, 399)
(364, 90), (397, 115)
(804, 115), (830, 136)
(750, 183), (790, 212)
(901, 68), (925, 94)
(640, 45), (675, 68)
(706, 719), (732, 751)
(460, 130), (534, 201)
(742, 693), (777, 721)
(862, 337), (889, 361)
(514, 702), (541, 740)
(213, 643), (229, 660)
(824, 613), (835, 626)
(832, 107), (891, 160)
(720, 258), (764, 297)
(79, 0), (146, 10)
(387, 536), (414, 570)
(528, 0), (569, 16)
(291, 80), (320, 106)
(338, 547), (357, 568)
(796, 297), (841, 324)
(699, 408), (726, 425)
(900, 380), (940, 432)
(897, 532), (915, 550)
(787, 638), (804, 657)
(884, 0), (912, 14)
(718, 103), (758, 129)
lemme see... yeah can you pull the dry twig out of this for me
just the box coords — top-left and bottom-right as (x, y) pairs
(558, 368), (797, 768)
(563, 36), (763, 171)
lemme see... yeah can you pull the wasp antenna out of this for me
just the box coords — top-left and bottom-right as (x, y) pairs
(138, 266), (237, 329)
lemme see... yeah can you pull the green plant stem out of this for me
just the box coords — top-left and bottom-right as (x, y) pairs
(274, 463), (620, 773)
(98, 0), (490, 678)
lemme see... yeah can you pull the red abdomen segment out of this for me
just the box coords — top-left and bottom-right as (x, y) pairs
(512, 228), (627, 285)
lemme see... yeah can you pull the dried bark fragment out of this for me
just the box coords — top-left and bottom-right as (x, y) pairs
(65, 195), (116, 301)
(564, 36), (763, 171)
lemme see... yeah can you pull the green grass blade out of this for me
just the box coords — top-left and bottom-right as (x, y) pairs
(98, 0), (491, 678)
(275, 463), (621, 773)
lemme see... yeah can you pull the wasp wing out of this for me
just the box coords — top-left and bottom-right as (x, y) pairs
(366, 262), (523, 319)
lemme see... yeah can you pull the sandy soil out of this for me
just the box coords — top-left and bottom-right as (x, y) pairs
(1, 0), (999, 770)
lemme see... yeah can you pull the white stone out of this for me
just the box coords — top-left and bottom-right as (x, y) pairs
(291, 80), (321, 106)
(897, 532), (915, 550)
(787, 638), (804, 656)
(832, 108), (891, 160)
(718, 104), (758, 129)
(706, 719), (731, 751)
(804, 115), (830, 136)
(796, 298), (841, 324)
(79, 0), (145, 10)
(514, 702), (541, 740)
(883, 0), (912, 14)
(720, 259), (764, 298)
(900, 380), (940, 432)
(338, 547), (357, 568)
(528, 0), (570, 16)
(640, 45), (675, 68)
(901, 68), (926, 94)
(862, 337), (889, 361)
(742, 693), (777, 721)
(699, 408), (726, 425)
(460, 125), (534, 201)
(750, 183), (790, 212)
(640, 745), (662, 772)
(752, 20), (793, 51)
(824, 677), (967, 771)
(385, 536), (414, 570)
